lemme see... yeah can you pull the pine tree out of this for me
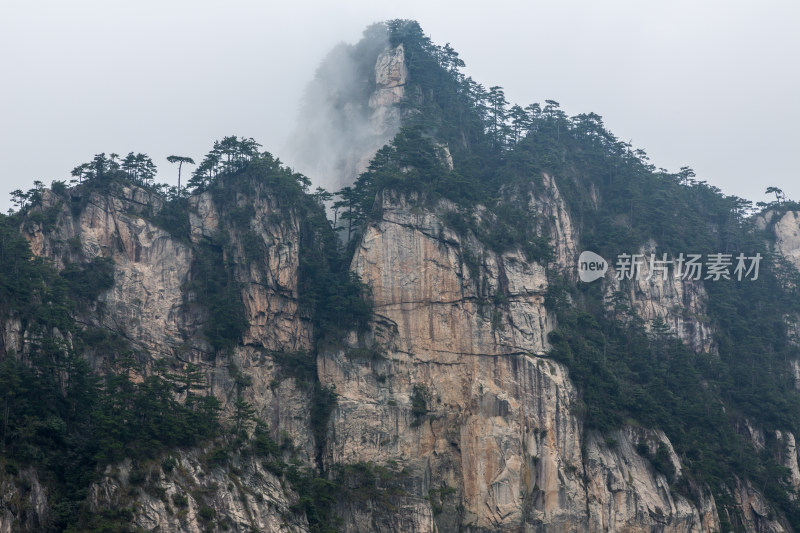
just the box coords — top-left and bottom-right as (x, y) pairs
(232, 397), (256, 435)
(166, 155), (196, 196)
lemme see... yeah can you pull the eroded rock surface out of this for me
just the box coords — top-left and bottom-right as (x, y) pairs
(89, 451), (309, 533)
(604, 241), (715, 353)
(769, 210), (800, 271)
(352, 192), (551, 359)
(320, 184), (723, 531)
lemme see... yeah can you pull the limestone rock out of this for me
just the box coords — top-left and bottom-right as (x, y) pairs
(352, 192), (551, 358)
(321, 189), (720, 531)
(88, 451), (309, 533)
(604, 241), (715, 353)
(771, 210), (800, 271)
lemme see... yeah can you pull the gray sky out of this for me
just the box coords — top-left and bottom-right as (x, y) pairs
(1, 0), (798, 213)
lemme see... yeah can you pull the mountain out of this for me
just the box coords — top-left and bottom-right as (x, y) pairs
(2, 19), (800, 533)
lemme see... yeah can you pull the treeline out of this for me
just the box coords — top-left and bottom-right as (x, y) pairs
(71, 152), (157, 185)
(381, 20), (751, 207)
(11, 152), (162, 213)
(7, 136), (267, 216)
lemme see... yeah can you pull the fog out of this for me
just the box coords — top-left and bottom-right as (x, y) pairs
(285, 23), (398, 193)
(1, 0), (798, 212)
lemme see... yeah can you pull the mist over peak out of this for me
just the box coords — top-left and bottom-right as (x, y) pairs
(285, 22), (405, 193)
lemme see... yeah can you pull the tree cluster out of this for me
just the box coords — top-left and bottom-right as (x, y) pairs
(188, 136), (262, 190)
(71, 152), (157, 186)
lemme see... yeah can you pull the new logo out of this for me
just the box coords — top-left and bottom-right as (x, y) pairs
(578, 251), (608, 282)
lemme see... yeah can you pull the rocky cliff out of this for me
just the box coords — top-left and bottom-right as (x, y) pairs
(5, 161), (800, 532)
(2, 176), (322, 531)
(765, 210), (800, 272)
(317, 181), (733, 532)
(0, 168), (736, 532)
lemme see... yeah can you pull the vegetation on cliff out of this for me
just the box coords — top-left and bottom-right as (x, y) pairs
(339, 19), (800, 529)
(1, 138), (373, 530)
(0, 213), (221, 530)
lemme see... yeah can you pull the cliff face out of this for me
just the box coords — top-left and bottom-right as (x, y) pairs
(533, 173), (578, 273)
(21, 182), (314, 362)
(768, 210), (800, 272)
(604, 243), (715, 353)
(369, 44), (407, 140)
(0, 468), (48, 533)
(0, 172), (726, 533)
(22, 186), (195, 360)
(6, 172), (800, 532)
(759, 208), (800, 387)
(317, 180), (727, 532)
(4, 179), (320, 532)
(8, 173), (798, 532)
(87, 451), (309, 533)
(351, 192), (551, 359)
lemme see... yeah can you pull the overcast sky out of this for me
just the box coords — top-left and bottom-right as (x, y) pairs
(1, 0), (798, 213)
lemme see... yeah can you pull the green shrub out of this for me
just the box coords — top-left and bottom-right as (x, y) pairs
(198, 504), (215, 522)
(161, 456), (177, 474)
(172, 493), (188, 508)
(410, 385), (428, 426)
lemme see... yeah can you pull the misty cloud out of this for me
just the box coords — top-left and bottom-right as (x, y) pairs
(284, 23), (402, 193)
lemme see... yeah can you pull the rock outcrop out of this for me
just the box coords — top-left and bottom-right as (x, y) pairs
(286, 39), (405, 190)
(531, 173), (578, 274)
(88, 450), (308, 533)
(0, 469), (48, 533)
(369, 43), (407, 136)
(604, 242), (715, 353)
(351, 191), (551, 359)
(21, 186), (194, 360)
(732, 477), (786, 533)
(763, 209), (800, 271)
(313, 178), (727, 531)
(8, 180), (320, 530)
